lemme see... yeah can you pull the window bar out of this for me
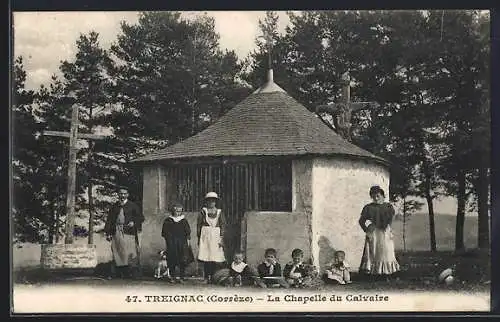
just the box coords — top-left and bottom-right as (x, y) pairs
(245, 164), (250, 210)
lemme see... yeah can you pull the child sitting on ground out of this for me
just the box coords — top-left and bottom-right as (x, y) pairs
(324, 250), (352, 285)
(257, 248), (289, 288)
(283, 248), (320, 288)
(222, 251), (264, 287)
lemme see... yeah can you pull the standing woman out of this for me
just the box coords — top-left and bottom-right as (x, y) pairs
(197, 192), (226, 284)
(104, 187), (144, 279)
(358, 185), (400, 281)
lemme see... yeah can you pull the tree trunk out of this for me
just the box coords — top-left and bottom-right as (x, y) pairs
(425, 190), (437, 252)
(87, 148), (94, 244)
(403, 197), (407, 252)
(88, 181), (94, 244)
(477, 164), (490, 249)
(49, 192), (56, 244)
(191, 32), (197, 136)
(49, 211), (55, 244)
(417, 127), (436, 252)
(455, 169), (466, 251)
(55, 200), (60, 244)
(87, 107), (94, 245)
(422, 157), (437, 252)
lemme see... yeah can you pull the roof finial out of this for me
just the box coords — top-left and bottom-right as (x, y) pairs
(253, 21), (286, 94)
(268, 41), (272, 71)
(264, 24), (273, 75)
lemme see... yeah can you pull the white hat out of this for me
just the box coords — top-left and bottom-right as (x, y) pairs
(438, 268), (453, 282)
(205, 192), (219, 199)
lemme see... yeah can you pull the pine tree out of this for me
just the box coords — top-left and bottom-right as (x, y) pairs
(102, 11), (250, 201)
(12, 56), (43, 242)
(244, 10), (490, 252)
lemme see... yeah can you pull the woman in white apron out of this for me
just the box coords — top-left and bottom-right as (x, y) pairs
(197, 192), (226, 283)
(358, 185), (400, 281)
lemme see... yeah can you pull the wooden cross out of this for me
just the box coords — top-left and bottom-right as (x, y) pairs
(316, 72), (380, 142)
(43, 105), (105, 244)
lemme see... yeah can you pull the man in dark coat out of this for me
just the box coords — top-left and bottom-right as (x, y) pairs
(104, 188), (144, 279)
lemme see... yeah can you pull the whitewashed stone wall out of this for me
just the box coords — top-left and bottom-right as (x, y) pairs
(292, 159), (313, 213)
(242, 211), (311, 267)
(311, 157), (390, 271)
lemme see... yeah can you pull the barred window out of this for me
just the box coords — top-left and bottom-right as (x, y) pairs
(166, 161), (292, 214)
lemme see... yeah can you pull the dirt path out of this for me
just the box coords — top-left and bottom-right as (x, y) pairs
(12, 274), (490, 294)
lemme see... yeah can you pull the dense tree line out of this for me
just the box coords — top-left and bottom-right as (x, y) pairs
(12, 12), (250, 243)
(244, 10), (490, 251)
(12, 10), (489, 251)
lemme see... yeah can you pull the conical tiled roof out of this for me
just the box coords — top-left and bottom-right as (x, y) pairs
(132, 70), (387, 165)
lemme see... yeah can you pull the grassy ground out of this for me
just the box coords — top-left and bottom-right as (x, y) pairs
(12, 249), (490, 294)
(12, 213), (489, 293)
(11, 271), (490, 294)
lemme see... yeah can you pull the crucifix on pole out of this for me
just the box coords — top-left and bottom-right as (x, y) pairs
(316, 72), (380, 142)
(43, 104), (105, 244)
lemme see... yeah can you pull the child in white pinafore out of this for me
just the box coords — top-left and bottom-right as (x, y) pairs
(197, 192), (226, 284)
(324, 250), (352, 285)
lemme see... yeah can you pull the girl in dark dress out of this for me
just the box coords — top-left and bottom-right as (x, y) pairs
(161, 202), (194, 283)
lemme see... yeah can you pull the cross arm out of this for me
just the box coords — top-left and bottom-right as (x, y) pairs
(350, 102), (380, 112)
(316, 102), (380, 114)
(316, 104), (342, 114)
(43, 130), (106, 140)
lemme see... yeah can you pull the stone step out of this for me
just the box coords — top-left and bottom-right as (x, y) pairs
(41, 244), (98, 269)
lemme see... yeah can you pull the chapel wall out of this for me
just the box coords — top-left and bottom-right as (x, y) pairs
(311, 157), (390, 272)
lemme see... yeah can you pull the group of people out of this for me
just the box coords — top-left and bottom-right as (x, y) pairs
(104, 185), (400, 285)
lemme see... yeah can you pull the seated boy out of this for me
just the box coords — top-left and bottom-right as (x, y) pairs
(283, 248), (320, 288)
(257, 248), (289, 288)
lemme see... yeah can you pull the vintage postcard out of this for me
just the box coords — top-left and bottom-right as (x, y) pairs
(11, 10), (491, 314)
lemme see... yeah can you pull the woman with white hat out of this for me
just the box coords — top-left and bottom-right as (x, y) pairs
(197, 192), (226, 283)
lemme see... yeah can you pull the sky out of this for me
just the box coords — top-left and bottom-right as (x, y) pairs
(13, 11), (292, 90)
(12, 11), (471, 216)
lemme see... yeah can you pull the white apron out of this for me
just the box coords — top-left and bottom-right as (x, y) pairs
(197, 209), (225, 262)
(359, 225), (400, 275)
(111, 209), (138, 267)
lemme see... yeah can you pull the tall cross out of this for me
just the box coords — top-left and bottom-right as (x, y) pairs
(316, 72), (380, 142)
(43, 105), (105, 244)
